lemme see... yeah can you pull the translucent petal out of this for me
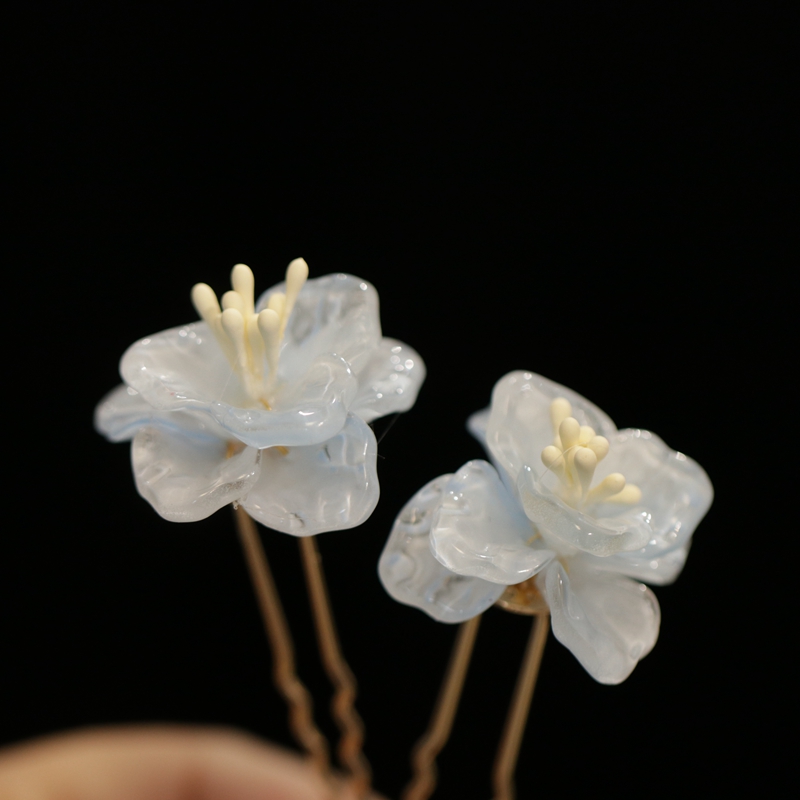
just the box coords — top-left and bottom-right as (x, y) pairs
(131, 418), (261, 523)
(485, 371), (617, 487)
(349, 338), (426, 423)
(588, 429), (713, 574)
(121, 322), (250, 410)
(541, 558), (660, 684)
(95, 384), (158, 442)
(240, 414), (378, 536)
(517, 466), (652, 557)
(592, 544), (690, 586)
(257, 273), (382, 378)
(466, 407), (491, 449)
(212, 353), (357, 448)
(379, 474), (505, 623)
(430, 460), (554, 584)
(121, 323), (357, 448)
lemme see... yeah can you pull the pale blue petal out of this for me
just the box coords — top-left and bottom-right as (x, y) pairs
(379, 475), (505, 623)
(431, 460), (554, 584)
(131, 416), (261, 523)
(542, 558), (660, 685)
(257, 273), (382, 378)
(121, 323), (357, 449)
(589, 429), (713, 578)
(95, 384), (158, 442)
(517, 466), (652, 557)
(485, 371), (617, 487)
(349, 338), (426, 423)
(241, 414), (378, 536)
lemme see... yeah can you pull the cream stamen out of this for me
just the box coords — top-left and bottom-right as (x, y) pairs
(585, 473), (626, 504)
(586, 435), (609, 461)
(550, 397), (572, 431)
(191, 260), (309, 405)
(231, 263), (255, 317)
(605, 484), (642, 504)
(573, 448), (597, 499)
(559, 417), (581, 451)
(541, 445), (569, 486)
(281, 258), (309, 337)
(578, 425), (596, 446)
(221, 290), (246, 315)
(543, 399), (641, 510)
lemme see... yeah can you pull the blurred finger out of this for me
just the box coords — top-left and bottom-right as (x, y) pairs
(0, 725), (355, 800)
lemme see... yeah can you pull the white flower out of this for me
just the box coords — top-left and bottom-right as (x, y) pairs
(379, 371), (712, 683)
(96, 260), (425, 535)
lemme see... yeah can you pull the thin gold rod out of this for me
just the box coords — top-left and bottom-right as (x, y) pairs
(233, 506), (331, 777)
(491, 612), (549, 800)
(402, 615), (482, 800)
(298, 536), (372, 799)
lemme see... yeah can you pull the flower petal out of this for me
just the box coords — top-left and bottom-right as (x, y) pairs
(349, 338), (426, 423)
(121, 323), (357, 448)
(466, 406), (491, 449)
(121, 321), (250, 410)
(95, 384), (159, 442)
(379, 474), (505, 623)
(591, 544), (690, 586)
(485, 371), (617, 487)
(213, 353), (357, 448)
(240, 414), (379, 536)
(257, 273), (382, 378)
(541, 558), (660, 684)
(517, 466), (652, 556)
(587, 429), (713, 582)
(430, 460), (554, 585)
(131, 417), (261, 523)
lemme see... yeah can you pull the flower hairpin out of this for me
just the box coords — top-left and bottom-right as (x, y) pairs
(380, 370), (712, 798)
(96, 260), (424, 534)
(96, 259), (425, 797)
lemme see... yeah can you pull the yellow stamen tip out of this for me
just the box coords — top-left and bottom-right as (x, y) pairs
(587, 435), (610, 461)
(550, 397), (573, 432)
(579, 425), (596, 445)
(221, 290), (245, 314)
(286, 257), (309, 289)
(574, 447), (597, 495)
(607, 484), (642, 504)
(191, 283), (220, 321)
(559, 417), (581, 451)
(231, 264), (255, 316)
(541, 445), (564, 470)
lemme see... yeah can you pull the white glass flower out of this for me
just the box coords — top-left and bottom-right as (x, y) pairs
(379, 371), (712, 683)
(96, 260), (425, 535)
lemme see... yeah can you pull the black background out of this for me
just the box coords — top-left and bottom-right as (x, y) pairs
(4, 4), (792, 798)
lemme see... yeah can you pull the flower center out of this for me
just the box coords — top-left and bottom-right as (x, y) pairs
(190, 259), (309, 407)
(540, 397), (641, 510)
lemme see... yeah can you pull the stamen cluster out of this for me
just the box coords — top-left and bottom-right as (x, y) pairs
(190, 259), (309, 406)
(541, 397), (641, 509)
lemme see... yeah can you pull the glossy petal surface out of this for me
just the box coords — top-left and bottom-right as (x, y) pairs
(121, 324), (357, 448)
(241, 414), (378, 536)
(350, 338), (426, 423)
(517, 466), (652, 557)
(431, 460), (554, 584)
(131, 417), (261, 523)
(95, 384), (159, 442)
(258, 273), (382, 379)
(591, 429), (713, 563)
(485, 371), (616, 487)
(466, 407), (491, 449)
(593, 545), (690, 586)
(379, 475), (505, 623)
(541, 558), (660, 684)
